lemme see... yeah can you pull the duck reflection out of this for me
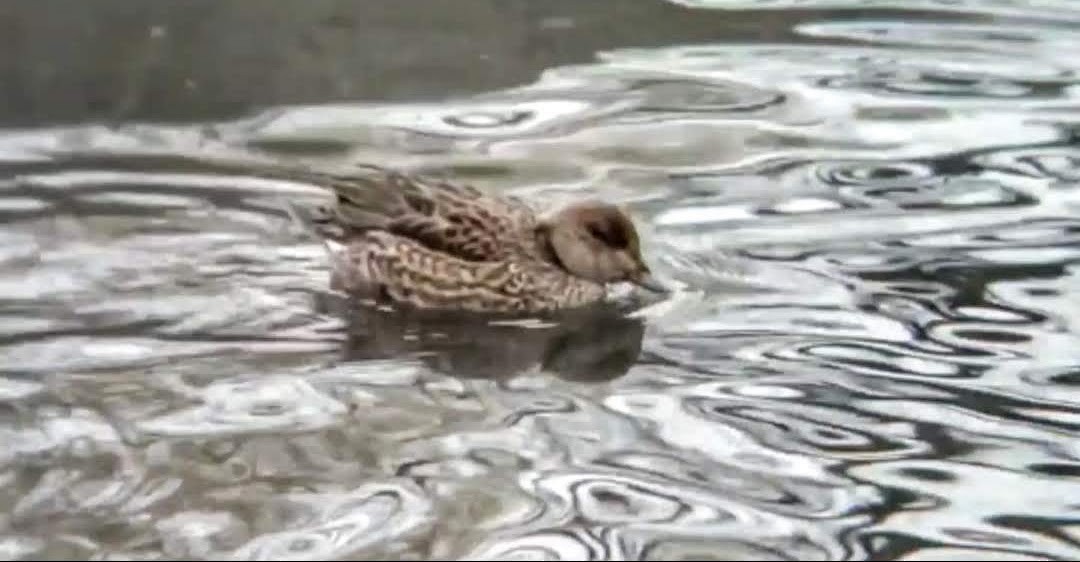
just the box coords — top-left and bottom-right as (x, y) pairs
(320, 296), (646, 382)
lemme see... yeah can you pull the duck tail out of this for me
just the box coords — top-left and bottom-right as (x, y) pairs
(319, 167), (419, 231)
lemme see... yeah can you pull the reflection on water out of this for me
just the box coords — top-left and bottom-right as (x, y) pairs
(3, 1), (1080, 560)
(337, 302), (647, 383)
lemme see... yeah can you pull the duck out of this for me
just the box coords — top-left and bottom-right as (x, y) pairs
(289, 164), (667, 314)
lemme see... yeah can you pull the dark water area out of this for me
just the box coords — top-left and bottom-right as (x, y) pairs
(3, 0), (1080, 560)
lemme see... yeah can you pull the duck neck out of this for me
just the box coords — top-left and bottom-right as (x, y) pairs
(534, 223), (569, 273)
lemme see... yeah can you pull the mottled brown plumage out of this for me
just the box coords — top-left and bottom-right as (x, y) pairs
(301, 165), (664, 314)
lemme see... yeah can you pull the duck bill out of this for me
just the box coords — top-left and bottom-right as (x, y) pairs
(632, 270), (669, 293)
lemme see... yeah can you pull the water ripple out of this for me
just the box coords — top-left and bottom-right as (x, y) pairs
(665, 0), (1080, 22)
(137, 376), (348, 438)
(229, 481), (434, 560)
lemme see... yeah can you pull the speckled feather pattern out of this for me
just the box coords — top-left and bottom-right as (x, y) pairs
(311, 167), (612, 313)
(330, 231), (607, 313)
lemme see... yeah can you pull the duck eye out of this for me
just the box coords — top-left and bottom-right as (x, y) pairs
(588, 222), (628, 249)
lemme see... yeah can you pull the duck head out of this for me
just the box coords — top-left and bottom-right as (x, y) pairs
(540, 200), (667, 293)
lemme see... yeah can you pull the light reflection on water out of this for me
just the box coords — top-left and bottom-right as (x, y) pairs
(3, 2), (1080, 560)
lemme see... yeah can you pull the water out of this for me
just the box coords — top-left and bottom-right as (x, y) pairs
(3, 1), (1080, 560)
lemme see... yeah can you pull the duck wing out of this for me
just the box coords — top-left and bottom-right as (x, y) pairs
(303, 166), (543, 263)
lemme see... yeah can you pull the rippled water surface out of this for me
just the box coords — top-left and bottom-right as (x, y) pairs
(4, 1), (1080, 560)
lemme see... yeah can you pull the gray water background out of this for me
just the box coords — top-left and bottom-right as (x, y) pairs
(2, 0), (1080, 559)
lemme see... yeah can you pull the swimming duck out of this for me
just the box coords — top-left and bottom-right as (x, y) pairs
(296, 165), (666, 314)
